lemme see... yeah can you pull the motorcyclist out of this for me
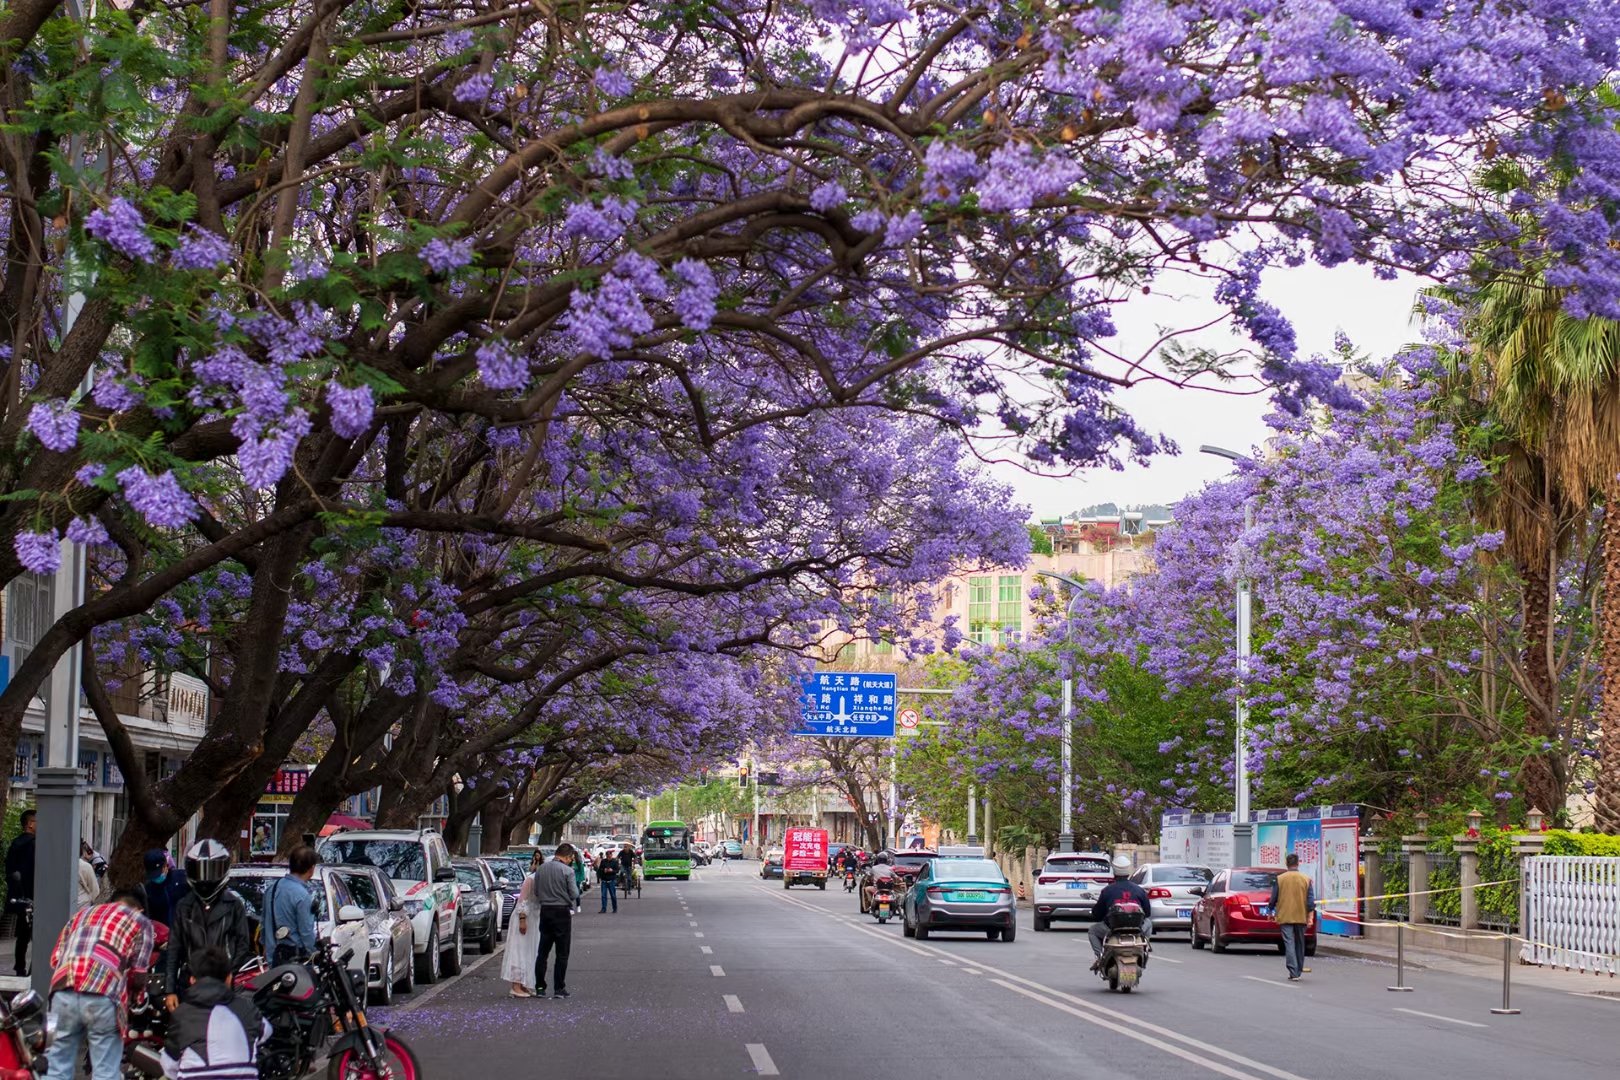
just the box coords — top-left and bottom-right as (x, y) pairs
(1088, 854), (1151, 971)
(859, 858), (897, 910)
(838, 847), (860, 875)
(165, 839), (253, 1010)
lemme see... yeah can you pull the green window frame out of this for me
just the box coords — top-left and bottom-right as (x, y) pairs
(968, 575), (994, 645)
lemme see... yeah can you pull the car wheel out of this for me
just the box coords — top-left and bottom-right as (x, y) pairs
(902, 912), (916, 938)
(1305, 939), (1317, 958)
(479, 920), (495, 955)
(1211, 922), (1227, 953)
(1191, 918), (1206, 949)
(442, 919), (464, 975)
(985, 928), (1000, 941)
(1034, 916), (1049, 932)
(373, 952), (394, 1007)
(915, 921), (930, 941)
(416, 928), (440, 984)
(398, 942), (416, 994)
(1002, 923), (1017, 943)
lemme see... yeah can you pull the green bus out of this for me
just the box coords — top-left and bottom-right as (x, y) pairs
(641, 821), (694, 880)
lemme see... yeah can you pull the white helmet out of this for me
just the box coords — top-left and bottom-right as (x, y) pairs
(1111, 854), (1132, 877)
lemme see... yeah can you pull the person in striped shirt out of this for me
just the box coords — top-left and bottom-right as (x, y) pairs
(44, 887), (155, 1080)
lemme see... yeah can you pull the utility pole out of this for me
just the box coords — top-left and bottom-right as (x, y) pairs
(967, 784), (978, 844)
(1202, 445), (1256, 866)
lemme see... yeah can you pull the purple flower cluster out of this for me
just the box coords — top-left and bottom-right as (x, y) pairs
(13, 530), (60, 574)
(420, 237), (475, 273)
(810, 180), (847, 213)
(476, 339), (527, 390)
(26, 400), (79, 452)
(593, 66), (634, 97)
(66, 516), (110, 547)
(326, 381), (376, 437)
(671, 259), (719, 331)
(171, 227), (232, 271)
(453, 72), (494, 104)
(117, 466), (198, 528)
(562, 197), (637, 242)
(84, 198), (156, 263)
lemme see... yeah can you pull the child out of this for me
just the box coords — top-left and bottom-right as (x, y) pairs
(160, 945), (268, 1080)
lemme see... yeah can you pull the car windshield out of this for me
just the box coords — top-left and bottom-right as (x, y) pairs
(453, 865), (485, 888)
(1044, 857), (1110, 875)
(1230, 871), (1279, 892)
(340, 872), (382, 912)
(484, 860), (525, 886)
(322, 840), (425, 882)
(932, 860), (1005, 882)
(1152, 865), (1214, 884)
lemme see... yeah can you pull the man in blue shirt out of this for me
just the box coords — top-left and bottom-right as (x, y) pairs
(262, 846), (318, 964)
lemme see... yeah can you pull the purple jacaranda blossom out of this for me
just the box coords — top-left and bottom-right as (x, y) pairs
(117, 466), (198, 528)
(453, 72), (494, 104)
(810, 180), (846, 213)
(237, 410), (311, 489)
(92, 374), (142, 412)
(327, 381), (376, 437)
(593, 66), (633, 96)
(476, 339), (526, 390)
(66, 516), (110, 547)
(26, 400), (78, 451)
(84, 198), (156, 262)
(75, 463), (105, 485)
(563, 197), (637, 242)
(14, 530), (59, 574)
(420, 237), (475, 273)
(171, 227), (232, 270)
(671, 259), (718, 331)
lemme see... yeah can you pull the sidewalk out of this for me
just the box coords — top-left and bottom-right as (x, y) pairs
(1316, 933), (1620, 998)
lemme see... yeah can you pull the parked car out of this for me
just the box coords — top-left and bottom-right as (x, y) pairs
(318, 828), (464, 984)
(225, 865), (368, 976)
(1128, 863), (1214, 936)
(480, 856), (527, 929)
(901, 858), (1016, 941)
(330, 865), (416, 1005)
(1031, 851), (1115, 932)
(1190, 866), (1318, 955)
(716, 840), (744, 861)
(759, 848), (784, 879)
(451, 859), (503, 953)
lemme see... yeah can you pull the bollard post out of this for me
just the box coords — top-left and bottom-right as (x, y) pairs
(1490, 935), (1521, 1015)
(1387, 923), (1414, 992)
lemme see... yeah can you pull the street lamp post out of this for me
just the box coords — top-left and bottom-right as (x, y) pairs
(1034, 570), (1086, 854)
(1201, 444), (1256, 866)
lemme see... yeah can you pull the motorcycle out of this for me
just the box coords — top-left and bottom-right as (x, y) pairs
(126, 936), (420, 1080)
(870, 887), (895, 925)
(842, 868), (857, 892)
(0, 986), (55, 1079)
(1095, 900), (1150, 993)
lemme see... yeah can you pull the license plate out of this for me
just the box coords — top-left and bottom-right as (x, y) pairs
(875, 902), (890, 915)
(950, 891), (989, 902)
(1176, 908), (1191, 919)
(1065, 881), (1086, 889)
(1256, 905), (1273, 917)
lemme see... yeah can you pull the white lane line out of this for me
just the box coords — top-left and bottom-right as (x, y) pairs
(745, 1044), (779, 1076)
(710, 965), (726, 977)
(962, 968), (983, 976)
(724, 994), (745, 1013)
(1393, 1007), (1488, 1029)
(1151, 954), (1184, 964)
(701, 946), (714, 955)
(992, 980), (1262, 1080)
(937, 958), (958, 966)
(689, 921), (700, 926)
(1242, 976), (1298, 989)
(694, 932), (705, 938)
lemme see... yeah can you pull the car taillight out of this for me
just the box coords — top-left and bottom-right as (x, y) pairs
(1223, 894), (1245, 907)
(1037, 876), (1057, 884)
(925, 887), (945, 898)
(1147, 887), (1172, 900)
(987, 887), (1012, 895)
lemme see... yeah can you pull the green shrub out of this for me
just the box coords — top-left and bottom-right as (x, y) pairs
(1542, 830), (1620, 857)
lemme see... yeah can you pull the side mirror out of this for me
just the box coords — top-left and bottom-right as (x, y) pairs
(433, 866), (456, 883)
(336, 904), (366, 925)
(456, 883), (471, 894)
(388, 897), (404, 912)
(1188, 886), (1205, 896)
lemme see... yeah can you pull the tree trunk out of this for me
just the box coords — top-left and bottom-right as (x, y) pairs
(1518, 555), (1567, 818)
(1593, 485), (1620, 832)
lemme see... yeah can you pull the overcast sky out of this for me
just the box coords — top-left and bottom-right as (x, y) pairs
(987, 263), (1423, 520)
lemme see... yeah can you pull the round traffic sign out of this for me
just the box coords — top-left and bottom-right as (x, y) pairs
(898, 708), (920, 730)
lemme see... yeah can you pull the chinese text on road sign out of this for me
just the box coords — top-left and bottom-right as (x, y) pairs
(795, 672), (897, 738)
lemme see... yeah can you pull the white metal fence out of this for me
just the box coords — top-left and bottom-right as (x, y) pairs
(1521, 855), (1620, 974)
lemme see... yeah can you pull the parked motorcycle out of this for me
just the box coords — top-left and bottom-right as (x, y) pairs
(0, 987), (55, 1078)
(126, 933), (420, 1080)
(1095, 900), (1150, 993)
(870, 887), (895, 925)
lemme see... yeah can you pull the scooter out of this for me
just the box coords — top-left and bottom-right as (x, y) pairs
(843, 868), (857, 892)
(870, 887), (895, 924)
(1095, 900), (1150, 993)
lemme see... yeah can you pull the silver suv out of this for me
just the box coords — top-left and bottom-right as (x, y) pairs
(319, 829), (463, 984)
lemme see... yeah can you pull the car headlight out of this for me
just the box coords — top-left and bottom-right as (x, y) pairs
(465, 896), (489, 913)
(368, 933), (388, 951)
(401, 899), (425, 916)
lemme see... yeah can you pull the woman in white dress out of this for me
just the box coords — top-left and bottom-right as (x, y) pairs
(500, 856), (542, 996)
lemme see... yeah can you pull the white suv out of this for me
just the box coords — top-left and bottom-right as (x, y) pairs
(320, 829), (463, 983)
(1031, 851), (1116, 932)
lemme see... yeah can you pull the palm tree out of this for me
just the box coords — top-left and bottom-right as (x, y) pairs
(1439, 272), (1620, 828)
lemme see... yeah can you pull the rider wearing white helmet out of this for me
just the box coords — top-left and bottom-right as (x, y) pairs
(1088, 854), (1152, 969)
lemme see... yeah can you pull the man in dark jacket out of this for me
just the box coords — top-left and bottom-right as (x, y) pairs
(165, 841), (252, 1010)
(5, 809), (35, 975)
(143, 850), (190, 929)
(161, 945), (267, 1080)
(1088, 855), (1152, 970)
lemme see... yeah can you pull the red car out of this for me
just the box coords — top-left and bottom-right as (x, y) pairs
(1190, 866), (1318, 955)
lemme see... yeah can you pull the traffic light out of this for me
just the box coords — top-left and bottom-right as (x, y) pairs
(737, 766), (749, 788)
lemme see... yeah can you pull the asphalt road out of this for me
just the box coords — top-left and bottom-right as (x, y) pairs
(379, 864), (1620, 1079)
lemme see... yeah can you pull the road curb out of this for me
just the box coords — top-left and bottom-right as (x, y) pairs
(1314, 941), (1424, 968)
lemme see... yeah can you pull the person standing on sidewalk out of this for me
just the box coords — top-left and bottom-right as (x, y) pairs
(1269, 853), (1316, 981)
(6, 809), (36, 975)
(533, 843), (579, 999)
(43, 887), (155, 1080)
(596, 851), (619, 913)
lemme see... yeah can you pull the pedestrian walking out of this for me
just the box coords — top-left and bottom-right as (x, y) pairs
(532, 843), (579, 999)
(43, 886), (155, 1080)
(500, 871), (540, 996)
(6, 808), (36, 975)
(1270, 853), (1316, 981)
(596, 852), (619, 913)
(571, 848), (587, 914)
(144, 849), (190, 930)
(262, 846), (319, 964)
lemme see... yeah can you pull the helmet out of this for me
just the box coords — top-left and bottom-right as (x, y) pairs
(184, 839), (233, 903)
(1111, 854), (1132, 878)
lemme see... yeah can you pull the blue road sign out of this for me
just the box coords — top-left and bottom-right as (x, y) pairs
(795, 672), (897, 738)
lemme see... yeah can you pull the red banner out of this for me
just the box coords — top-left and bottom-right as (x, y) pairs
(783, 827), (828, 871)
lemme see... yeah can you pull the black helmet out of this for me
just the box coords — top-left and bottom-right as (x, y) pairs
(184, 839), (233, 903)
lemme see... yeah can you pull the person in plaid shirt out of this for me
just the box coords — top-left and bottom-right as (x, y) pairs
(44, 887), (155, 1080)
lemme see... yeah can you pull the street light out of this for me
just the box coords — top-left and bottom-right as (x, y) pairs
(1201, 444), (1256, 866)
(1033, 569), (1086, 854)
